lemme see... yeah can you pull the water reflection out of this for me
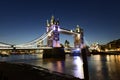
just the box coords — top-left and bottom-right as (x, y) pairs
(55, 61), (65, 72)
(6, 54), (84, 79)
(41, 59), (65, 73)
(0, 54), (42, 62)
(1, 54), (120, 80)
(73, 56), (84, 79)
(108, 55), (120, 62)
(40, 56), (84, 79)
(88, 55), (120, 80)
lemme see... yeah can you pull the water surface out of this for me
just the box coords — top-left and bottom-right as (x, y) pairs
(0, 54), (120, 80)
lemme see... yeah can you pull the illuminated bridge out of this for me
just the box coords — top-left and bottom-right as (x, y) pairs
(0, 16), (84, 55)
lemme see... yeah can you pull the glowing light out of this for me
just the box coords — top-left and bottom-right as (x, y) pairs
(76, 48), (80, 51)
(70, 30), (73, 32)
(48, 33), (51, 36)
(53, 25), (56, 30)
(58, 26), (60, 31)
(73, 56), (84, 79)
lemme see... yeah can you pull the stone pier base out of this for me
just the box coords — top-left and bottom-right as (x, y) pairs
(43, 48), (65, 58)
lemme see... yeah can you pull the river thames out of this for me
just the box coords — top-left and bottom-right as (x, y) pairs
(0, 54), (120, 80)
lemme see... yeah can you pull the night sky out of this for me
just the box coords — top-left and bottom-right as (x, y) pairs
(0, 0), (120, 46)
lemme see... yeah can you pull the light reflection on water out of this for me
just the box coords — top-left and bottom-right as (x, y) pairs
(0, 54), (42, 62)
(1, 54), (120, 80)
(32, 55), (84, 79)
(72, 56), (84, 79)
(0, 54), (84, 79)
(88, 54), (120, 80)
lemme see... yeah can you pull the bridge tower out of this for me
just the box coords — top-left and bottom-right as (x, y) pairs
(74, 25), (84, 48)
(46, 16), (60, 47)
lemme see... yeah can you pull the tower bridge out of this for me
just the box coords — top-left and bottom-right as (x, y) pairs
(0, 16), (84, 56)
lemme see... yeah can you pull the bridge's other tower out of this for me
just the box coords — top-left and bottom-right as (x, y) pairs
(46, 16), (60, 47)
(74, 25), (84, 48)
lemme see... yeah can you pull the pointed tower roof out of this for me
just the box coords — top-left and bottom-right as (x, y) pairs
(46, 20), (50, 27)
(50, 15), (55, 25)
(56, 18), (60, 25)
(51, 15), (54, 19)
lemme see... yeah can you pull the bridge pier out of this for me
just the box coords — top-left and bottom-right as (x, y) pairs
(43, 47), (65, 59)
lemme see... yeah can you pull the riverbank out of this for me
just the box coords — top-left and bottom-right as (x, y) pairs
(0, 62), (82, 80)
(90, 51), (120, 55)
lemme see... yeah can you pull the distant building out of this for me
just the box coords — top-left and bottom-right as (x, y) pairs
(103, 39), (120, 52)
(89, 42), (101, 52)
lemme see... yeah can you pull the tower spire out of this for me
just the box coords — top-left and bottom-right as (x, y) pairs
(46, 20), (50, 27)
(56, 18), (59, 25)
(51, 15), (54, 19)
(76, 25), (80, 33)
(50, 15), (55, 25)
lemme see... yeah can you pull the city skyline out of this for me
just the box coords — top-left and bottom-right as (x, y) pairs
(0, 0), (120, 45)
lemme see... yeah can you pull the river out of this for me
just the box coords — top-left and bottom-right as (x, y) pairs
(0, 54), (120, 80)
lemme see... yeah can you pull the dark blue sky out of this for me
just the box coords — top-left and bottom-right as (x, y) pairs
(0, 0), (120, 45)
